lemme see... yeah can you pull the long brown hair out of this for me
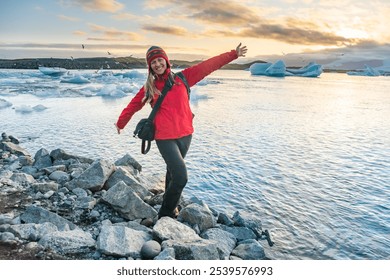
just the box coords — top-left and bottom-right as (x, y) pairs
(142, 71), (176, 104)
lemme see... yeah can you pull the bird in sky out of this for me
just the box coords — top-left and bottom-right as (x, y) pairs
(82, 44), (85, 49)
(107, 51), (111, 55)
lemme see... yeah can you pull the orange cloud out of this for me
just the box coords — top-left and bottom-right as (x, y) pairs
(88, 24), (142, 41)
(69, 0), (123, 13)
(142, 24), (188, 36)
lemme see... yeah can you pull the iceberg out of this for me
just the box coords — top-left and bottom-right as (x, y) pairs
(249, 62), (273, 75)
(0, 98), (12, 109)
(347, 65), (381, 76)
(286, 62), (323, 77)
(39, 66), (67, 76)
(14, 105), (34, 113)
(250, 60), (322, 77)
(122, 70), (145, 79)
(265, 60), (286, 77)
(32, 104), (48, 111)
(14, 104), (48, 113)
(60, 74), (90, 84)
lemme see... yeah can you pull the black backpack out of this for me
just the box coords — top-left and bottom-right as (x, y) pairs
(175, 71), (190, 98)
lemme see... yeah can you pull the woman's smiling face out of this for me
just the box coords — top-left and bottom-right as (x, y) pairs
(150, 57), (167, 75)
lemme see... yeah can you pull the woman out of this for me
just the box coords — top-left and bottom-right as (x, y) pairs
(115, 43), (248, 218)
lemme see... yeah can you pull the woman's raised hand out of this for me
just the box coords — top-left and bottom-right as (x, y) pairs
(236, 43), (248, 57)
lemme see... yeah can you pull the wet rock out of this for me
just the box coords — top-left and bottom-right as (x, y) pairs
(217, 212), (235, 226)
(177, 203), (216, 232)
(231, 239), (266, 260)
(233, 211), (263, 238)
(200, 228), (237, 260)
(217, 224), (257, 242)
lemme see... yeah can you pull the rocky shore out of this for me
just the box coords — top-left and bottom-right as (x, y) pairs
(0, 133), (273, 260)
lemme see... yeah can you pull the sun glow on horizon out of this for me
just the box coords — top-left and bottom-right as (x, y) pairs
(335, 28), (370, 40)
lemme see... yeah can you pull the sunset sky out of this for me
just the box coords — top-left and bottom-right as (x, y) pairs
(1, 0), (389, 65)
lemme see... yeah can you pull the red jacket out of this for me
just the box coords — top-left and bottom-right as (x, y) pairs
(116, 49), (238, 140)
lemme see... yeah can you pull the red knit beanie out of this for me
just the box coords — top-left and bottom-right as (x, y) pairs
(146, 46), (170, 70)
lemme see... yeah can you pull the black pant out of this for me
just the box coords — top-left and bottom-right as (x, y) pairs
(156, 134), (192, 218)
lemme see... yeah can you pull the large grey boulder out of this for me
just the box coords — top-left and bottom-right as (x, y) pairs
(200, 228), (237, 260)
(20, 205), (77, 231)
(8, 222), (58, 241)
(1, 141), (30, 157)
(177, 203), (216, 232)
(33, 148), (52, 169)
(114, 153), (142, 173)
(231, 239), (266, 260)
(50, 148), (93, 164)
(49, 170), (71, 183)
(10, 172), (35, 185)
(97, 223), (152, 258)
(39, 229), (96, 254)
(102, 181), (157, 220)
(162, 238), (220, 260)
(66, 159), (115, 192)
(232, 211), (263, 238)
(153, 217), (200, 242)
(105, 166), (152, 199)
(218, 224), (257, 242)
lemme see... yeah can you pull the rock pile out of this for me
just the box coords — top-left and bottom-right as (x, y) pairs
(0, 132), (272, 260)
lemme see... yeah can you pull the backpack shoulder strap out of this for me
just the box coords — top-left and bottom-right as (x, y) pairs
(175, 71), (191, 99)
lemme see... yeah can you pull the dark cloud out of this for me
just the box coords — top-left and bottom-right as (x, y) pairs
(188, 3), (258, 26)
(240, 24), (357, 46)
(144, 0), (367, 47)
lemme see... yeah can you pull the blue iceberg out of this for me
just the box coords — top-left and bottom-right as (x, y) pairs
(61, 74), (90, 84)
(250, 60), (323, 77)
(39, 66), (67, 76)
(347, 65), (381, 76)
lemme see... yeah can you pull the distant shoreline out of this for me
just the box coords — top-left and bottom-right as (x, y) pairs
(0, 56), (348, 72)
(0, 56), (256, 71)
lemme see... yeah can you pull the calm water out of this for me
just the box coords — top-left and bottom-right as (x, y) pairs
(1, 69), (389, 260)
